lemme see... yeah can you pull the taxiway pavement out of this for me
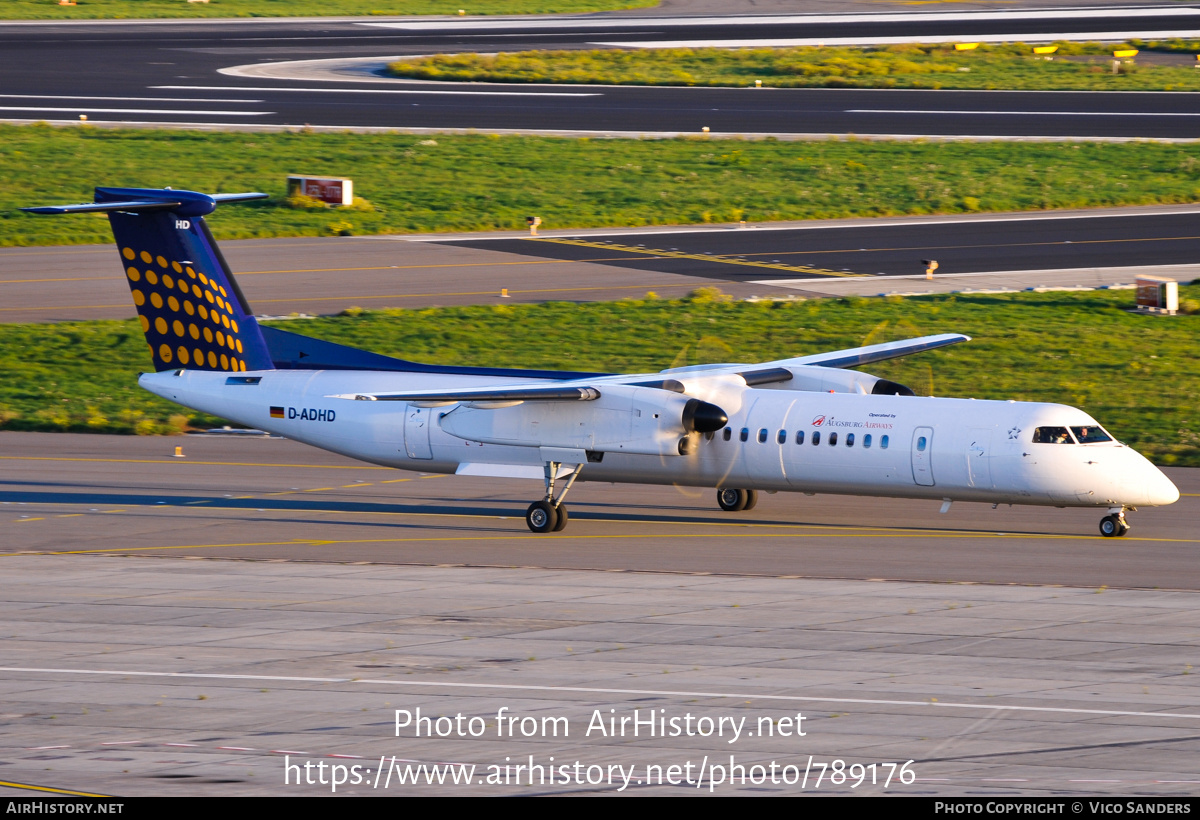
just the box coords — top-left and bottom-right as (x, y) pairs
(3, 431), (1196, 588)
(3, 556), (1200, 796)
(4, 205), (1198, 323)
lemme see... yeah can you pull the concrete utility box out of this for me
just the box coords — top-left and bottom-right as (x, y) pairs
(287, 175), (353, 206)
(1135, 275), (1179, 315)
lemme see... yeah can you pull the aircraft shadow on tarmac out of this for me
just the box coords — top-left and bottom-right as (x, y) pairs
(0, 490), (1071, 538)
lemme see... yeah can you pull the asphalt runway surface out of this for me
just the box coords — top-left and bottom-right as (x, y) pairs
(3, 431), (1197, 588)
(4, 205), (1199, 322)
(5, 7), (1200, 138)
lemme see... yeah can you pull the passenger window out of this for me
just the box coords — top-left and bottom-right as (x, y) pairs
(795, 431), (805, 445)
(916, 436), (927, 452)
(846, 433), (855, 447)
(812, 431), (821, 446)
(740, 428), (749, 443)
(829, 432), (838, 446)
(758, 428), (768, 443)
(881, 435), (889, 449)
(1071, 426), (1113, 444)
(777, 429), (787, 444)
(1033, 427), (1073, 444)
(863, 434), (872, 448)
(723, 427), (731, 442)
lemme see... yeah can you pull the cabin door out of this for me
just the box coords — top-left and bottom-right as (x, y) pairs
(965, 428), (993, 489)
(911, 426), (935, 486)
(404, 405), (434, 459)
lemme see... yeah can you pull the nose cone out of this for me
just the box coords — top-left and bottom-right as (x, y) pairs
(1115, 449), (1180, 506)
(1145, 466), (1181, 506)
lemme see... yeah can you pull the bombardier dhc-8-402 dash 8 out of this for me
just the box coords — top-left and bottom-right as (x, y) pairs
(23, 188), (1180, 536)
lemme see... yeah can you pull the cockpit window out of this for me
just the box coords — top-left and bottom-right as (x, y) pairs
(1071, 426), (1113, 444)
(1033, 426), (1074, 444)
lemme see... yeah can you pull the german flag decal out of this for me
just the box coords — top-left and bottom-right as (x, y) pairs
(270, 406), (285, 418)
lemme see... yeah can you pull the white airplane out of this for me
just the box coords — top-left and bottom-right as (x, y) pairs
(24, 187), (1179, 537)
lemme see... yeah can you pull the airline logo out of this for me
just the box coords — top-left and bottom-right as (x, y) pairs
(813, 414), (895, 430)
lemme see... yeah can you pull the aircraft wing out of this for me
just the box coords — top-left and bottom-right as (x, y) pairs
(331, 384), (602, 406)
(333, 334), (970, 402)
(740, 333), (970, 374)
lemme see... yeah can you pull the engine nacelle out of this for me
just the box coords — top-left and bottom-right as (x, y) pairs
(758, 365), (914, 396)
(437, 385), (726, 456)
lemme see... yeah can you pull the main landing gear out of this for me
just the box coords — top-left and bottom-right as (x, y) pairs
(716, 488), (758, 512)
(1099, 507), (1131, 538)
(525, 460), (584, 533)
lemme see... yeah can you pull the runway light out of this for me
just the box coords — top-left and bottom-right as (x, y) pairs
(754, 80), (762, 88)
(954, 43), (979, 51)
(173, 446), (185, 458)
(922, 259), (939, 280)
(702, 126), (710, 133)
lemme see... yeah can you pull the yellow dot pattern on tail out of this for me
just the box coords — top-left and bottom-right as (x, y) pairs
(121, 246), (247, 372)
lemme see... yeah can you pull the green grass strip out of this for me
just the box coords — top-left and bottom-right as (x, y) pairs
(1, 0), (652, 20)
(7, 125), (1200, 247)
(2, 288), (1197, 466)
(389, 40), (1200, 91)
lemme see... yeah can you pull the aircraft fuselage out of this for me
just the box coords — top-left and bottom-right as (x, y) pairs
(141, 368), (1179, 511)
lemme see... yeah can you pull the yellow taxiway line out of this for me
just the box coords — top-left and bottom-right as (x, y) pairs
(0, 779), (111, 798)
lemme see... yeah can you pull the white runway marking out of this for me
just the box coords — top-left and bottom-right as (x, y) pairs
(598, 30), (1200, 49)
(3, 666), (1200, 721)
(0, 94), (263, 103)
(153, 85), (600, 98)
(0, 106), (272, 116)
(366, 8), (1200, 31)
(849, 109), (1200, 117)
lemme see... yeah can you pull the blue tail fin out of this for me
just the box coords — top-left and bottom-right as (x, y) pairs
(23, 187), (274, 373)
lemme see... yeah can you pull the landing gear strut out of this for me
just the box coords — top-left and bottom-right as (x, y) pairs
(525, 460), (583, 533)
(717, 488), (758, 512)
(1099, 508), (1130, 538)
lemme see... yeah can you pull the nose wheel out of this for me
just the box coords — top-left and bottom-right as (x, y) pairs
(1099, 511), (1130, 538)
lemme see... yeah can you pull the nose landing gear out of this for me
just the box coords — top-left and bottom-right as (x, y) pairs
(1099, 508), (1130, 538)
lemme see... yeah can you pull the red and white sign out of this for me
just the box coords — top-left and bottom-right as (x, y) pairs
(287, 175), (353, 206)
(1135, 275), (1178, 315)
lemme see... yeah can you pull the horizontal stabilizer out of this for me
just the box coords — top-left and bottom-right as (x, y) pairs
(21, 200), (184, 215)
(21, 188), (267, 218)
